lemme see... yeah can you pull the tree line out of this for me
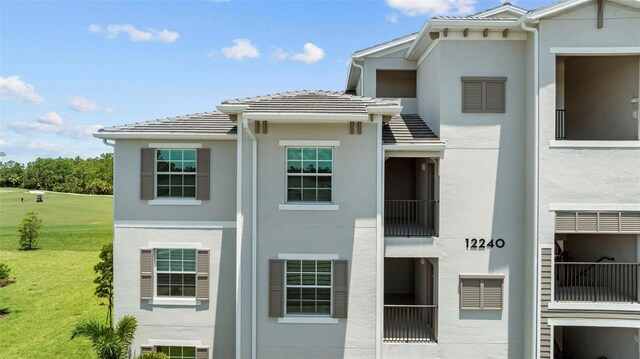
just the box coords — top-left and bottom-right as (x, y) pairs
(0, 153), (113, 195)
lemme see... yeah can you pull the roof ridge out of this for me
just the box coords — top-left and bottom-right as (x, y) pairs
(222, 89), (398, 106)
(100, 110), (229, 131)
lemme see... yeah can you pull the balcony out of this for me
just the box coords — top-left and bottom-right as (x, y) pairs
(383, 305), (437, 343)
(384, 200), (438, 237)
(555, 262), (640, 303)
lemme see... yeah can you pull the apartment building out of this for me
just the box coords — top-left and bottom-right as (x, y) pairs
(95, 1), (640, 358)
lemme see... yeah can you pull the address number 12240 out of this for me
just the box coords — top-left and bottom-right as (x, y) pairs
(465, 238), (505, 249)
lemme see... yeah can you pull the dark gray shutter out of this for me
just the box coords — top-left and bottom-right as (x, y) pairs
(196, 347), (209, 359)
(460, 278), (481, 309)
(269, 259), (285, 317)
(196, 249), (210, 301)
(332, 260), (348, 318)
(462, 80), (483, 113)
(140, 148), (155, 200)
(196, 148), (210, 200)
(140, 249), (154, 300)
(485, 80), (505, 113)
(140, 346), (153, 353)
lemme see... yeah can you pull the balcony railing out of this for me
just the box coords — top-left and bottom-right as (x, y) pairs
(383, 305), (437, 343)
(555, 262), (640, 303)
(556, 109), (565, 140)
(384, 200), (437, 237)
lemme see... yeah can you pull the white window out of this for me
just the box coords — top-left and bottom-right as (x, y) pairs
(285, 260), (332, 315)
(156, 249), (196, 297)
(156, 346), (196, 359)
(156, 149), (197, 198)
(286, 147), (333, 203)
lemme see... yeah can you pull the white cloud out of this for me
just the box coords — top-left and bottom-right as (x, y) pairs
(10, 121), (57, 133)
(26, 142), (71, 154)
(38, 112), (63, 125)
(67, 96), (111, 112)
(387, 12), (399, 23)
(0, 76), (45, 104)
(61, 124), (104, 138)
(386, 0), (476, 16)
(0, 138), (6, 146)
(88, 24), (179, 43)
(290, 43), (325, 64)
(221, 39), (260, 60)
(273, 43), (325, 64)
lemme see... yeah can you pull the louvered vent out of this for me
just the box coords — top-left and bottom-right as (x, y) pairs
(556, 211), (640, 234)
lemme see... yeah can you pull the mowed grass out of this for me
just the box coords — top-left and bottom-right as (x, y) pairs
(0, 187), (113, 358)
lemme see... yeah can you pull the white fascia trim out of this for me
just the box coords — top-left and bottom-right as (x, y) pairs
(277, 316), (339, 324)
(547, 318), (640, 329)
(148, 199), (202, 206)
(353, 34), (418, 58)
(427, 19), (519, 29)
(550, 47), (640, 55)
(278, 253), (339, 260)
(548, 302), (640, 312)
(278, 204), (339, 211)
(116, 220), (235, 229)
(93, 133), (236, 140)
(148, 142), (202, 149)
(148, 298), (202, 306)
(548, 203), (640, 212)
(528, 0), (592, 21)
(476, 4), (527, 17)
(217, 104), (249, 114)
(243, 113), (368, 122)
(383, 143), (446, 152)
(148, 339), (203, 347)
(147, 242), (203, 249)
(417, 38), (441, 67)
(549, 140), (640, 148)
(367, 106), (403, 116)
(278, 140), (340, 147)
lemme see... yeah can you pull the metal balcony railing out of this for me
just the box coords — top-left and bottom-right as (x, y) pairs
(384, 200), (438, 237)
(383, 305), (437, 343)
(556, 109), (566, 140)
(555, 262), (640, 303)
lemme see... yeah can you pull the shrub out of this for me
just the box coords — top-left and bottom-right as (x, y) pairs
(18, 211), (43, 250)
(0, 263), (10, 281)
(136, 353), (170, 359)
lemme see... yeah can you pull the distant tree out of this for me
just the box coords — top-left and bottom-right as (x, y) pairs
(18, 211), (42, 250)
(136, 353), (170, 359)
(94, 243), (114, 327)
(0, 263), (11, 281)
(71, 315), (137, 359)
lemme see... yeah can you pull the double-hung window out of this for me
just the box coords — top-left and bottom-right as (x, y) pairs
(285, 260), (332, 315)
(286, 147), (333, 203)
(156, 149), (197, 198)
(156, 249), (196, 297)
(156, 346), (196, 359)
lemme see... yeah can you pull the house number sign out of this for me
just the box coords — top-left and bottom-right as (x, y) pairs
(465, 238), (505, 249)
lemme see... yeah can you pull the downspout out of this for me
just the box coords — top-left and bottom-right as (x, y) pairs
(374, 115), (383, 359)
(352, 59), (365, 96)
(235, 119), (243, 359)
(102, 139), (115, 147)
(242, 118), (258, 359)
(520, 19), (539, 359)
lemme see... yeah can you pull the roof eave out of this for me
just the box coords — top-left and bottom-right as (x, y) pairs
(243, 112), (370, 122)
(93, 132), (237, 140)
(367, 105), (403, 116)
(217, 104), (249, 115)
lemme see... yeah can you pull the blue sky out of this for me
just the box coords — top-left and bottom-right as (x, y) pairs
(0, 0), (555, 163)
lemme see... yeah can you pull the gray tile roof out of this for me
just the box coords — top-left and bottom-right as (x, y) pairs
(432, 15), (517, 20)
(383, 114), (439, 144)
(222, 90), (398, 114)
(98, 111), (237, 135)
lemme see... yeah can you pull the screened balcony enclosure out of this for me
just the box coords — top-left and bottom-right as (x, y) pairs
(555, 55), (640, 141)
(554, 233), (640, 304)
(384, 158), (438, 237)
(384, 258), (437, 344)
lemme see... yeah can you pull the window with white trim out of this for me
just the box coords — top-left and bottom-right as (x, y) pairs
(286, 147), (333, 203)
(156, 249), (196, 297)
(156, 346), (196, 359)
(285, 260), (332, 315)
(156, 149), (197, 198)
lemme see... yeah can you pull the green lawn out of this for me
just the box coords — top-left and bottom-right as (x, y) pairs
(0, 187), (113, 358)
